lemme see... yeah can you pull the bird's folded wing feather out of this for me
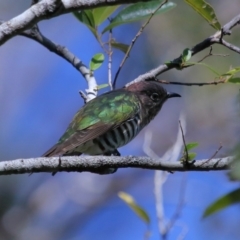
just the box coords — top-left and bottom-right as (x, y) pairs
(43, 90), (140, 156)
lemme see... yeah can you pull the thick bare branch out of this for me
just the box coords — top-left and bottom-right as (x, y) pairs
(0, 156), (233, 175)
(214, 39), (240, 54)
(0, 0), (152, 45)
(20, 25), (98, 102)
(221, 14), (240, 34)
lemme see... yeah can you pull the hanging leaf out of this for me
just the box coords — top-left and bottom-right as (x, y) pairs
(188, 152), (196, 161)
(73, 10), (97, 38)
(74, 10), (95, 27)
(182, 48), (192, 62)
(118, 192), (150, 224)
(229, 159), (240, 180)
(89, 53), (105, 71)
(223, 67), (240, 76)
(93, 6), (120, 26)
(203, 188), (240, 218)
(184, 0), (221, 30)
(102, 1), (176, 34)
(181, 142), (198, 162)
(186, 142), (199, 151)
(111, 41), (129, 54)
(228, 78), (240, 84)
(228, 154), (240, 181)
(219, 67), (240, 83)
(96, 83), (109, 90)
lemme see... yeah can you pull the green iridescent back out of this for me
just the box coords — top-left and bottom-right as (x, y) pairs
(58, 90), (140, 144)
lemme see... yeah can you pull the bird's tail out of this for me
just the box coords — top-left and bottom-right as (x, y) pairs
(42, 144), (61, 157)
(42, 144), (82, 157)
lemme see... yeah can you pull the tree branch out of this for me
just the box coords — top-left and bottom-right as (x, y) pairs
(156, 78), (227, 86)
(19, 25), (98, 102)
(0, 0), (152, 46)
(0, 4), (238, 176)
(2, 2), (239, 90)
(126, 13), (240, 87)
(112, 0), (168, 89)
(0, 156), (233, 175)
(214, 39), (240, 54)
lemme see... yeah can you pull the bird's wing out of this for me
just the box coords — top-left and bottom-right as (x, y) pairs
(43, 90), (140, 156)
(42, 123), (113, 156)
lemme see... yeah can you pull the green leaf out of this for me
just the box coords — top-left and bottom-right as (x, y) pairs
(188, 152), (196, 161)
(224, 67), (240, 76)
(186, 142), (199, 151)
(111, 41), (129, 54)
(90, 53), (105, 71)
(229, 154), (240, 181)
(220, 67), (240, 83)
(73, 10), (97, 38)
(182, 48), (192, 62)
(118, 191), (150, 224)
(73, 10), (95, 28)
(184, 0), (221, 30)
(92, 6), (120, 26)
(203, 188), (240, 218)
(96, 83), (109, 90)
(229, 159), (240, 180)
(102, 1), (176, 34)
(228, 78), (240, 84)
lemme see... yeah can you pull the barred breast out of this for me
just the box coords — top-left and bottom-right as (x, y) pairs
(79, 113), (142, 155)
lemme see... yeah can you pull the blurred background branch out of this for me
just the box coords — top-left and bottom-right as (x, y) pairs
(143, 115), (186, 239)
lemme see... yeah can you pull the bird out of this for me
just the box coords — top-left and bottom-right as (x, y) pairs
(43, 80), (181, 173)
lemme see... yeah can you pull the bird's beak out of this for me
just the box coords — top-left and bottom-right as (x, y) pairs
(167, 92), (181, 98)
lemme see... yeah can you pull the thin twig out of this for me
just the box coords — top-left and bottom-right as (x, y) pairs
(96, 32), (109, 55)
(200, 144), (223, 166)
(208, 144), (223, 161)
(179, 120), (188, 162)
(196, 46), (214, 63)
(108, 28), (113, 90)
(112, 0), (168, 89)
(156, 78), (227, 86)
(197, 46), (229, 63)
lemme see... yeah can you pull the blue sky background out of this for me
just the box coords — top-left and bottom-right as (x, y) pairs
(0, 1), (240, 240)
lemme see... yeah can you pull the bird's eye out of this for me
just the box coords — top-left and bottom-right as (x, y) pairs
(150, 93), (159, 102)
